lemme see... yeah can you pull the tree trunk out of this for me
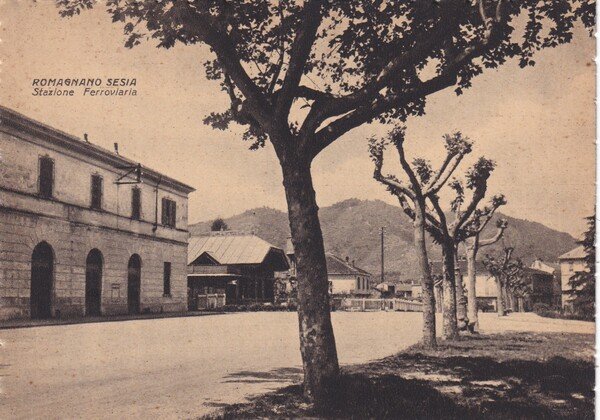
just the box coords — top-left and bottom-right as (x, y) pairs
(441, 245), (459, 339)
(281, 160), (340, 403)
(413, 206), (436, 348)
(496, 278), (505, 316)
(434, 281), (443, 313)
(518, 296), (524, 312)
(465, 248), (479, 331)
(454, 260), (468, 328)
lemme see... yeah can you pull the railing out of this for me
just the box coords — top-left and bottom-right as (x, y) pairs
(196, 293), (226, 310)
(340, 298), (422, 312)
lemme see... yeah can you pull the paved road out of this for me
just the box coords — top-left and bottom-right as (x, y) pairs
(0, 312), (593, 419)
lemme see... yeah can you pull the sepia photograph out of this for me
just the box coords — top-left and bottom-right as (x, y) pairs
(0, 0), (596, 418)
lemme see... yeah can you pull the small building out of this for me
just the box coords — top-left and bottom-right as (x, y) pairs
(187, 232), (289, 309)
(409, 280), (423, 299)
(525, 267), (555, 308)
(374, 281), (396, 298)
(394, 283), (413, 299)
(274, 241), (372, 298)
(0, 106), (195, 320)
(531, 258), (561, 307)
(558, 246), (588, 309)
(326, 253), (372, 296)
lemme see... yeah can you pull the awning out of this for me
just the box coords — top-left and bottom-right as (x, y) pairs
(187, 273), (239, 278)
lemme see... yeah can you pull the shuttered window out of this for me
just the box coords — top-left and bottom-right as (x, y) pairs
(90, 175), (103, 209)
(38, 157), (54, 198)
(161, 198), (177, 228)
(131, 187), (141, 220)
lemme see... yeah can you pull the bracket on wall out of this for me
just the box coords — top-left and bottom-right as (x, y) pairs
(115, 163), (142, 185)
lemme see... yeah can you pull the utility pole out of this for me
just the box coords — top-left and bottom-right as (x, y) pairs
(380, 226), (385, 283)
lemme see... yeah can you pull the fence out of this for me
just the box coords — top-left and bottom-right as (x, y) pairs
(340, 298), (422, 312)
(196, 293), (226, 310)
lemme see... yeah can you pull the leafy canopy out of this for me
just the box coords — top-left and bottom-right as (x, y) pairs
(57, 0), (595, 155)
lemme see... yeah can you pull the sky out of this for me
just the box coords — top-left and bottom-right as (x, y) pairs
(0, 1), (595, 238)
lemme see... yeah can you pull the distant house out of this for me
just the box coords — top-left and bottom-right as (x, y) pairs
(375, 281), (396, 298)
(277, 240), (372, 297)
(531, 258), (561, 307)
(325, 254), (372, 296)
(409, 280), (423, 299)
(187, 232), (289, 309)
(394, 283), (413, 299)
(558, 246), (587, 309)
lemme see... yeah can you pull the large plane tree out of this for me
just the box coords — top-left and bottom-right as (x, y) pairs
(58, 0), (595, 402)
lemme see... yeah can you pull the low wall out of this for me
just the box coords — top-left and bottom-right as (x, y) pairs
(340, 298), (422, 312)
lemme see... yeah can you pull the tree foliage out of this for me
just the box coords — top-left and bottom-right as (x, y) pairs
(210, 217), (229, 231)
(568, 215), (595, 316)
(483, 247), (526, 296)
(57, 0), (595, 152)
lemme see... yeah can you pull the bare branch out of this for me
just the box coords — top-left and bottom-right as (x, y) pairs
(479, 219), (508, 247)
(177, 3), (272, 127)
(426, 154), (465, 196)
(428, 194), (450, 240)
(274, 0), (323, 121)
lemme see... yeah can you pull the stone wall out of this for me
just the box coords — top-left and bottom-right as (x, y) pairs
(0, 208), (188, 320)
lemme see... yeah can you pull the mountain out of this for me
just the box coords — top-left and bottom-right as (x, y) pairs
(190, 199), (577, 280)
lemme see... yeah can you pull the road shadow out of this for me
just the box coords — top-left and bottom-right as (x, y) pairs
(223, 367), (303, 384)
(205, 332), (595, 419)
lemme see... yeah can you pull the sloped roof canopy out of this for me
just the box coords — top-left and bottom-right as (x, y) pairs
(326, 253), (371, 276)
(188, 232), (289, 271)
(558, 245), (586, 260)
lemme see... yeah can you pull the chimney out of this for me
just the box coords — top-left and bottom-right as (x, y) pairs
(84, 133), (89, 143)
(345, 256), (350, 263)
(352, 259), (355, 267)
(114, 142), (119, 155)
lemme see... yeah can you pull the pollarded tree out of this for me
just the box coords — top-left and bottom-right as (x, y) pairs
(426, 154), (500, 338)
(461, 206), (508, 330)
(370, 128), (502, 340)
(483, 247), (524, 316)
(58, 0), (595, 402)
(369, 127), (472, 347)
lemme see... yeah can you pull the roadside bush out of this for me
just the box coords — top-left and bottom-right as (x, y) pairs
(533, 303), (551, 313)
(533, 302), (593, 321)
(205, 302), (298, 312)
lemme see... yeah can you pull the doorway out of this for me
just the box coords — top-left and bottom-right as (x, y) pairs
(85, 249), (103, 316)
(127, 254), (141, 314)
(31, 241), (54, 319)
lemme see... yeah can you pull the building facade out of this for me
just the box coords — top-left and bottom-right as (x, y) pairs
(326, 254), (372, 296)
(558, 246), (587, 309)
(0, 107), (195, 320)
(187, 231), (289, 308)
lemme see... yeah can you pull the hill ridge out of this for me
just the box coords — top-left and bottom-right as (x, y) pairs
(190, 199), (576, 280)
